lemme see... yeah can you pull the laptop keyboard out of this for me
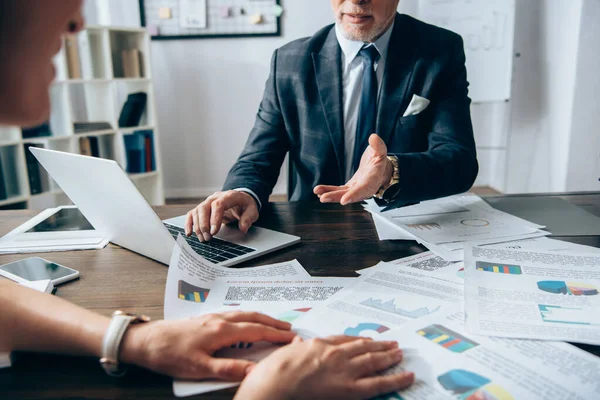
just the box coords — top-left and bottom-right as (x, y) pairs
(164, 223), (256, 264)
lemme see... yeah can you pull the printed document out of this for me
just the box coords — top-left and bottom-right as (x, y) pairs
(379, 308), (600, 399)
(164, 235), (310, 321)
(295, 264), (463, 338)
(465, 245), (600, 345)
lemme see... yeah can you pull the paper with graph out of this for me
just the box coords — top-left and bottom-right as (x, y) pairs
(294, 263), (463, 338)
(201, 277), (354, 322)
(164, 235), (310, 321)
(465, 245), (600, 345)
(164, 235), (313, 397)
(377, 308), (600, 399)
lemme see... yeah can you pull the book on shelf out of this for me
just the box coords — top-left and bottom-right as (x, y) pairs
(64, 35), (82, 79)
(24, 143), (50, 195)
(118, 92), (147, 128)
(79, 137), (100, 158)
(21, 122), (52, 139)
(73, 121), (112, 134)
(121, 49), (143, 78)
(0, 147), (19, 198)
(77, 32), (95, 79)
(0, 152), (6, 200)
(123, 130), (155, 173)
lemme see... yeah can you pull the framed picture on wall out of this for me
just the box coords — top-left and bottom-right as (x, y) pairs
(139, 0), (282, 40)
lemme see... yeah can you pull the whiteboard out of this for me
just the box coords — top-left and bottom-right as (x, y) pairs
(418, 0), (516, 102)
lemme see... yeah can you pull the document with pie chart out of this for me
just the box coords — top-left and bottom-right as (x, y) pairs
(294, 263), (464, 338)
(465, 245), (600, 345)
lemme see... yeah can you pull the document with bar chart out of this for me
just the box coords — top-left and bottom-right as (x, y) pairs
(294, 263), (464, 339)
(165, 235), (312, 397)
(377, 308), (600, 399)
(464, 245), (600, 345)
(164, 235), (310, 321)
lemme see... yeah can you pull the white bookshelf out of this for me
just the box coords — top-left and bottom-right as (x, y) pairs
(0, 26), (164, 210)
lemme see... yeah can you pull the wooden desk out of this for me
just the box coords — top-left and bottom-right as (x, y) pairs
(2, 194), (600, 399)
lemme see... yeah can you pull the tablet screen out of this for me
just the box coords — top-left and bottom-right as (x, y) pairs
(26, 208), (94, 233)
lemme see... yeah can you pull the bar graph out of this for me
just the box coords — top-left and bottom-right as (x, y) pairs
(406, 222), (442, 231)
(178, 280), (210, 303)
(417, 324), (479, 353)
(476, 261), (522, 275)
(361, 297), (440, 318)
(538, 304), (600, 325)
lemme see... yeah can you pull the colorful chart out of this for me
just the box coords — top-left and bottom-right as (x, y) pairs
(456, 267), (465, 279)
(361, 297), (440, 318)
(539, 304), (600, 325)
(537, 281), (598, 296)
(417, 324), (479, 353)
(406, 222), (442, 231)
(467, 384), (515, 400)
(476, 261), (522, 275)
(178, 280), (210, 303)
(277, 308), (312, 323)
(438, 369), (513, 400)
(344, 322), (390, 337)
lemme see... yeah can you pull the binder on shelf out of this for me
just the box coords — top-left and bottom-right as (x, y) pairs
(73, 121), (112, 134)
(79, 137), (92, 157)
(123, 130), (155, 174)
(24, 143), (49, 195)
(64, 36), (82, 79)
(0, 153), (7, 200)
(121, 49), (142, 78)
(139, 130), (155, 172)
(118, 92), (147, 128)
(89, 136), (100, 157)
(79, 137), (100, 157)
(123, 133), (145, 173)
(77, 32), (95, 79)
(22, 122), (52, 139)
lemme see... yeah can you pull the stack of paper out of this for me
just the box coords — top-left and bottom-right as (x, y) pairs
(365, 194), (549, 261)
(291, 249), (600, 398)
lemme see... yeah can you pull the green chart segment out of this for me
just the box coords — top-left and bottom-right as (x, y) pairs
(178, 280), (210, 303)
(476, 261), (522, 275)
(417, 324), (479, 353)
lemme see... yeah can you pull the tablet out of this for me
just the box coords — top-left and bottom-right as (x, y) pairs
(26, 207), (94, 233)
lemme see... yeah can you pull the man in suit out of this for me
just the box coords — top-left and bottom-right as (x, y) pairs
(185, 0), (478, 242)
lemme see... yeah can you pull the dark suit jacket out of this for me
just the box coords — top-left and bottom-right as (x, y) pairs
(223, 13), (478, 208)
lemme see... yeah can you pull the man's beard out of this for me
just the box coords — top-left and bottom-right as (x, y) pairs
(336, 9), (390, 42)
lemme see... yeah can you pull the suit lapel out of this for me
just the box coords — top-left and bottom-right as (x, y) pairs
(377, 14), (418, 144)
(312, 28), (345, 181)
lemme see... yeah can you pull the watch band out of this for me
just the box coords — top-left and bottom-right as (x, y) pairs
(375, 155), (400, 199)
(99, 311), (150, 377)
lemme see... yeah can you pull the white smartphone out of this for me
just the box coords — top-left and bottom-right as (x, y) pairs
(0, 257), (79, 285)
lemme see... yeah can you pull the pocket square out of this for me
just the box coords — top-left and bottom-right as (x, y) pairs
(402, 94), (430, 117)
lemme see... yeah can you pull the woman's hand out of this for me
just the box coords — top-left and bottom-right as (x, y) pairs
(235, 335), (414, 400)
(120, 311), (295, 381)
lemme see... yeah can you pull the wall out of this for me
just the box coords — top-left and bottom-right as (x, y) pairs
(504, 0), (584, 193)
(564, 0), (600, 192)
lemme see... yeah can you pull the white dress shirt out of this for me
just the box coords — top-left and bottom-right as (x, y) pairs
(237, 22), (395, 207)
(336, 21), (394, 181)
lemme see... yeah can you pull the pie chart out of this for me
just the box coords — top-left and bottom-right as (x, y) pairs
(537, 281), (598, 296)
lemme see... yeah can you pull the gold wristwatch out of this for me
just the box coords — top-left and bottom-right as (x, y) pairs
(374, 155), (400, 201)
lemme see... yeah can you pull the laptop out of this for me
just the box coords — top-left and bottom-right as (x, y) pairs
(29, 148), (300, 266)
